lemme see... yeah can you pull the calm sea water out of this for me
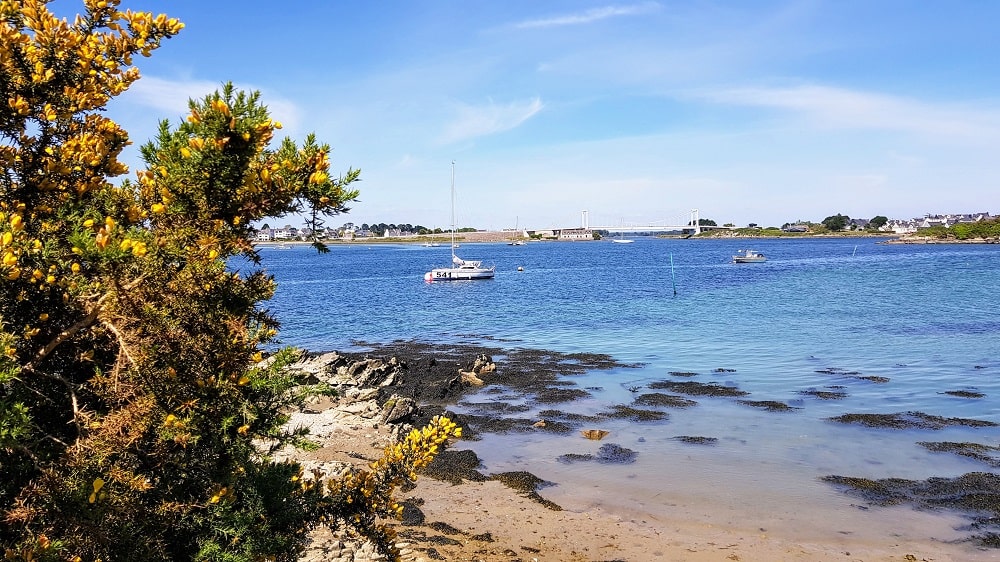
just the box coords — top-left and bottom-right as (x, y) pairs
(255, 237), (1000, 554)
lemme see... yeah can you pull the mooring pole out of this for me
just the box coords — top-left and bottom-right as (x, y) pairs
(670, 253), (677, 295)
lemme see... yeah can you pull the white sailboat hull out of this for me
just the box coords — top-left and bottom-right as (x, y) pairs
(424, 265), (495, 281)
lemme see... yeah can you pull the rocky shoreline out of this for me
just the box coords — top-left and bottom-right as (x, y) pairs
(279, 341), (643, 562)
(279, 340), (1000, 562)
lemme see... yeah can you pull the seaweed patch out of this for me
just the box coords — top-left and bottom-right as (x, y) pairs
(673, 436), (718, 445)
(918, 441), (1000, 468)
(823, 472), (1000, 547)
(647, 380), (749, 397)
(598, 404), (669, 422)
(632, 392), (698, 408)
(829, 411), (998, 430)
(941, 390), (987, 399)
(737, 400), (799, 412)
(490, 471), (562, 511)
(799, 388), (849, 400)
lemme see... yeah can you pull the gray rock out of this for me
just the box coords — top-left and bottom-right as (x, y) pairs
(381, 396), (417, 424)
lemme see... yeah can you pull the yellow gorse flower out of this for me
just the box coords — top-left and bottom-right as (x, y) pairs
(88, 478), (105, 503)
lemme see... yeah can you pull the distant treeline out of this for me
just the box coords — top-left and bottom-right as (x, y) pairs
(331, 223), (478, 236)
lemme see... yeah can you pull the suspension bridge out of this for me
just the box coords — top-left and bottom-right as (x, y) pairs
(578, 209), (733, 235)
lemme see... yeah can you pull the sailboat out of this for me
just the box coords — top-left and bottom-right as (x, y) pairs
(507, 216), (525, 245)
(611, 229), (634, 244)
(424, 162), (495, 281)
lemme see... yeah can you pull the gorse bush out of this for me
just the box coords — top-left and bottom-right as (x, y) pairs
(1, 2), (459, 560)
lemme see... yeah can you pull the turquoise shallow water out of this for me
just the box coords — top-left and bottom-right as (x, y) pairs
(254, 237), (1000, 554)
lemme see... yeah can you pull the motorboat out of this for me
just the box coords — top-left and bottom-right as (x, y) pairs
(732, 249), (766, 263)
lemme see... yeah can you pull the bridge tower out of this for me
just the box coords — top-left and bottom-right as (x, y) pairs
(581, 210), (589, 229)
(691, 209), (700, 235)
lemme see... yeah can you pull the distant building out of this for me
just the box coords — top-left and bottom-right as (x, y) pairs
(557, 228), (592, 240)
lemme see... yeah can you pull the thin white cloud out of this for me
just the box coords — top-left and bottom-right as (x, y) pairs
(441, 97), (544, 144)
(697, 84), (1000, 141)
(124, 76), (222, 115)
(121, 76), (302, 133)
(514, 2), (660, 30)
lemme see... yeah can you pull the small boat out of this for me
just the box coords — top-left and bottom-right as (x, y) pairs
(611, 225), (633, 244)
(732, 249), (766, 263)
(421, 242), (441, 247)
(507, 240), (525, 246)
(424, 162), (495, 281)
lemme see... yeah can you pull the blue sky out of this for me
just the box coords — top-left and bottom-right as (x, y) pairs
(105, 1), (999, 230)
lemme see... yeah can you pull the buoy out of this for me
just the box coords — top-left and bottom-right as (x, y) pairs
(517, 266), (524, 271)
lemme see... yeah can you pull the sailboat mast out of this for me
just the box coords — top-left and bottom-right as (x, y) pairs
(450, 161), (456, 260)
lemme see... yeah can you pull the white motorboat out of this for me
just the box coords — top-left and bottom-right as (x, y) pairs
(732, 249), (766, 263)
(424, 162), (495, 281)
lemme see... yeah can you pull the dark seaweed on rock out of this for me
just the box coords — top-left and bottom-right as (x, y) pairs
(556, 453), (595, 464)
(942, 389), (987, 399)
(815, 368), (862, 376)
(531, 386), (592, 404)
(856, 375), (890, 383)
(633, 392), (698, 408)
(673, 436), (718, 445)
(823, 472), (1000, 547)
(918, 441), (1000, 468)
(829, 411), (998, 430)
(349, 339), (638, 409)
(458, 401), (531, 414)
(342, 339), (639, 440)
(737, 400), (799, 412)
(557, 444), (638, 465)
(423, 449), (488, 485)
(537, 409), (602, 424)
(648, 380), (749, 397)
(457, 413), (574, 435)
(597, 404), (668, 422)
(595, 443), (638, 464)
(490, 471), (562, 511)
(799, 388), (849, 400)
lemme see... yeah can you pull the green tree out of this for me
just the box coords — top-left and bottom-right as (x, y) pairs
(1, 2), (458, 561)
(868, 215), (888, 230)
(821, 213), (850, 231)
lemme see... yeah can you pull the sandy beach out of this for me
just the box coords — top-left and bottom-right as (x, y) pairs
(285, 344), (996, 562)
